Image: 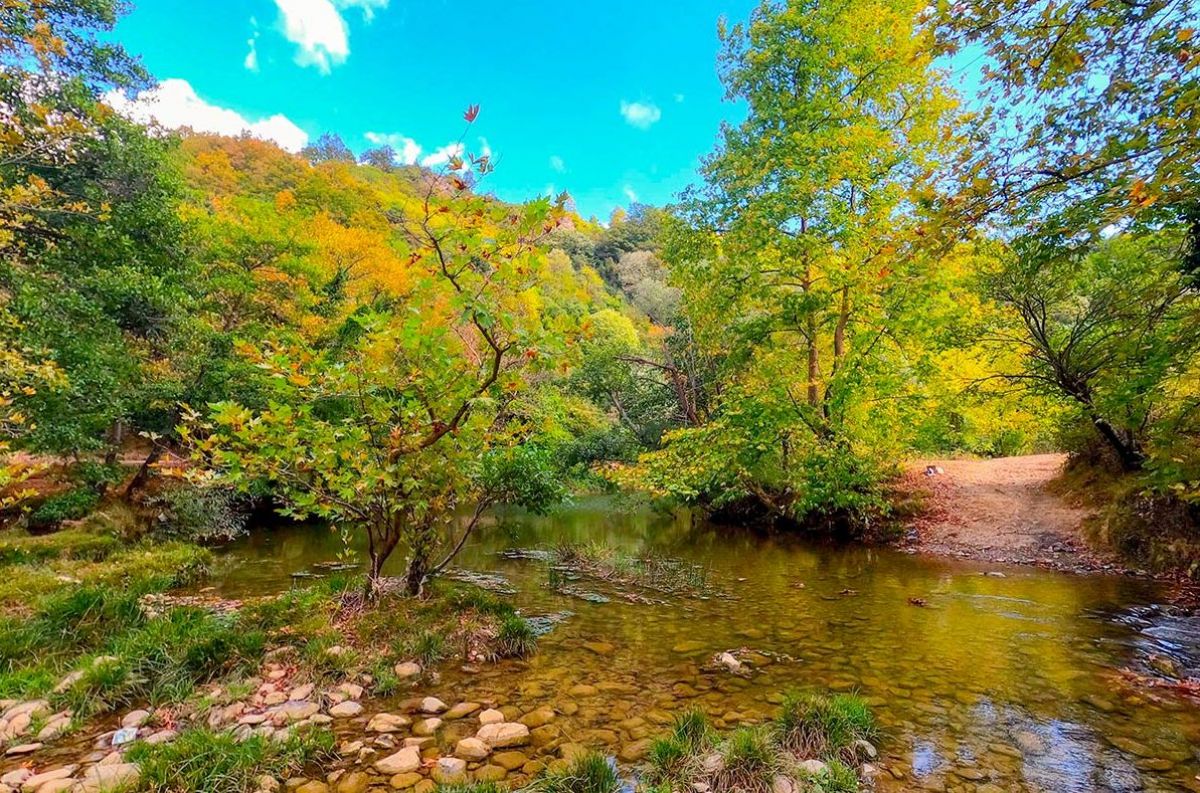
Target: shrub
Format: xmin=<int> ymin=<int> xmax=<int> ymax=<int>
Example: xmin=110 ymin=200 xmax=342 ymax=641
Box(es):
xmin=647 ymin=736 xmax=688 ymax=782
xmin=149 ymin=483 xmax=247 ymax=543
xmin=28 ymin=488 xmax=100 ymax=529
xmin=494 ymin=614 xmax=537 ymax=659
xmin=128 ymin=725 xmax=334 ymax=792
xmin=529 ymin=752 xmax=620 ymax=793
xmin=715 ymin=727 xmax=776 ymax=793
xmin=774 ymin=691 xmax=877 ymax=763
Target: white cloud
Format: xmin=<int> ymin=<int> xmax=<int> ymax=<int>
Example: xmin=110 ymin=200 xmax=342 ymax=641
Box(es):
xmin=623 ymin=185 xmax=639 ymax=203
xmin=549 ymin=155 xmax=565 ymax=173
xmin=420 ymin=142 xmax=465 ymax=169
xmin=477 ymin=137 xmax=492 ymax=159
xmin=104 ymin=78 xmax=309 ymax=152
xmin=364 ymin=131 xmax=422 ymax=165
xmin=620 ymin=100 xmax=661 ymax=130
xmin=272 ymin=0 xmax=388 ymax=73
xmin=244 ymin=36 xmax=260 ymax=71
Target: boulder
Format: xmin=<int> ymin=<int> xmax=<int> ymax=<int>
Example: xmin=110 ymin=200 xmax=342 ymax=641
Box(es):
xmin=478 ymin=708 xmax=504 ymax=726
xmin=389 ymin=772 xmax=422 ymax=789
xmin=519 ymin=707 xmax=556 ymax=729
xmin=19 ymin=765 xmax=77 ymax=792
xmin=797 ymin=759 xmax=827 ymax=776
xmin=335 ymin=771 xmax=370 ymax=793
xmin=374 ymin=747 xmax=422 ymax=776
xmin=412 ymin=717 xmax=442 ymax=736
xmin=477 ymin=722 xmax=530 ymax=748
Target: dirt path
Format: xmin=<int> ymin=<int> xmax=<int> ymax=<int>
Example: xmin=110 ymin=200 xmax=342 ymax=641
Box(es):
xmin=898 ymin=453 xmax=1123 ymax=572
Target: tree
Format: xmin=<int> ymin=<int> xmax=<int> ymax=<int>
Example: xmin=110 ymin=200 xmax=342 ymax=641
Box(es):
xmin=621 ymin=0 xmax=958 ymax=528
xmin=934 ymin=0 xmax=1200 ymax=239
xmin=987 ymin=231 xmax=1199 ymax=471
xmin=301 ymin=133 xmax=356 ymax=165
xmin=2 ymin=0 xmax=194 ymax=477
xmin=190 ymin=113 xmax=573 ymax=596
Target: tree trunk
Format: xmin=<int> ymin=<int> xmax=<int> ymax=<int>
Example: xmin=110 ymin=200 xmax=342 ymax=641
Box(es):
xmin=123 ymin=443 xmax=163 ymax=498
xmin=403 ymin=553 xmax=428 ymax=597
xmin=1091 ymin=416 xmax=1146 ymax=472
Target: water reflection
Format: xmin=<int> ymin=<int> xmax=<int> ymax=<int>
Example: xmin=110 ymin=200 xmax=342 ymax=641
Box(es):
xmin=210 ymin=498 xmax=1200 ymax=792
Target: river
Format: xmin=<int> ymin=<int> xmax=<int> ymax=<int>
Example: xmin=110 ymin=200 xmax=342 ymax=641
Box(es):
xmin=208 ymin=498 xmax=1200 ymax=793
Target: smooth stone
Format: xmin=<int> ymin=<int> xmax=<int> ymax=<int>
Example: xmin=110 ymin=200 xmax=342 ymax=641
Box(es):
xmin=492 ymin=751 xmax=529 ymax=771
xmin=289 ymin=684 xmax=314 ymax=701
xmin=412 ymin=718 xmax=442 ymax=736
xmin=393 ymin=663 xmax=421 ymax=678
xmin=295 ymin=782 xmax=329 ymax=793
xmin=473 ymin=765 xmax=507 ymax=783
xmin=19 ymin=766 xmax=77 ymax=791
xmin=329 ymin=701 xmax=363 ymax=719
xmin=79 ymin=763 xmax=139 ymax=793
xmin=274 ymin=701 xmax=320 ymax=723
xmin=478 ymin=709 xmax=504 ymax=725
xmin=389 ymin=773 xmax=422 ymax=789
xmin=419 ymin=697 xmax=447 ymax=714
xmin=444 ymin=702 xmax=481 ymax=720
xmin=519 ymin=707 xmax=556 ymax=729
xmin=335 ymin=771 xmax=369 ymax=793
xmin=432 ymin=758 xmax=467 ymax=784
xmin=5 ymin=743 xmax=42 ymax=757
xmin=477 ymin=722 xmax=530 ymax=748
xmin=797 ymin=759 xmax=826 ymax=776
xmin=367 ymin=713 xmax=410 ymax=733
xmin=120 ymin=710 xmax=150 ymax=728
xmin=619 ymin=739 xmax=652 ymax=762
xmin=456 ymin=737 xmax=491 ymax=761
xmin=582 ymin=641 xmax=614 ymax=655
xmin=374 ymin=747 xmax=422 ymax=775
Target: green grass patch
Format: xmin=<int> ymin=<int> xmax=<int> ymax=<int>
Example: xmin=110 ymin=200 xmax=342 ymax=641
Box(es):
xmin=127 ymin=725 xmax=335 ymax=792
xmin=527 ymin=752 xmax=620 ymax=793
xmin=773 ymin=691 xmax=877 ymax=763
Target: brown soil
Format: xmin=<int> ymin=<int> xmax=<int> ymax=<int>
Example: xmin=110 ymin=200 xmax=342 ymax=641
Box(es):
xmin=897 ymin=453 xmax=1128 ymax=573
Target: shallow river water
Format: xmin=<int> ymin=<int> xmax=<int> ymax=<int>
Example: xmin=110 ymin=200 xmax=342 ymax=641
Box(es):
xmin=209 ymin=499 xmax=1200 ymax=793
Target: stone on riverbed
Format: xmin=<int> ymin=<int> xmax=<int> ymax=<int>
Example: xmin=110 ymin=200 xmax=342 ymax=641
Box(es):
xmin=477 ymin=722 xmax=530 ymax=748
xmin=432 ymin=757 xmax=467 ymax=784
xmin=492 ymin=751 xmax=529 ymax=771
xmin=443 ymin=702 xmax=481 ymax=720
xmin=367 ymin=713 xmax=410 ymax=732
xmin=412 ymin=717 xmax=442 ymax=736
xmin=419 ymin=697 xmax=447 ymax=714
xmin=455 ymin=737 xmax=491 ymax=760
xmin=329 ymin=701 xmax=363 ymax=718
xmin=374 ymin=747 xmax=422 ymax=775
xmin=394 ymin=662 xmax=421 ymax=678
xmin=78 ymin=763 xmax=140 ymax=793
xmin=478 ymin=708 xmax=504 ymax=725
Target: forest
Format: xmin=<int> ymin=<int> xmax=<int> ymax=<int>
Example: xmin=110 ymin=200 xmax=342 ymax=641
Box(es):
xmin=1 ymin=1 xmax=1199 ymax=792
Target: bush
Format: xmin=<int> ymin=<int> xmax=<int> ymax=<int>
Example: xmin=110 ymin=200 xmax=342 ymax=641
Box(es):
xmin=528 ymin=752 xmax=620 ymax=793
xmin=774 ymin=691 xmax=877 ymax=763
xmin=28 ymin=488 xmax=100 ymax=529
xmin=149 ymin=483 xmax=247 ymax=543
xmin=715 ymin=727 xmax=776 ymax=793
xmin=494 ymin=614 xmax=537 ymax=659
xmin=128 ymin=725 xmax=334 ymax=792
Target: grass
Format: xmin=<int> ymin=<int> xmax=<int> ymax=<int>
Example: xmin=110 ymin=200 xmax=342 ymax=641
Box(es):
xmin=527 ymin=752 xmax=620 ymax=793
xmin=715 ymin=727 xmax=777 ymax=793
xmin=773 ymin=691 xmax=877 ymax=763
xmin=806 ymin=759 xmax=860 ymax=793
xmin=549 ymin=542 xmax=711 ymax=595
xmin=643 ymin=694 xmax=874 ymax=793
xmin=127 ymin=725 xmax=335 ymax=792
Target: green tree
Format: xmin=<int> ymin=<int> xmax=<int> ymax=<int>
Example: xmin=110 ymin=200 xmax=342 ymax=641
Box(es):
xmin=190 ymin=119 xmax=573 ymax=595
xmin=622 ymin=0 xmax=958 ymax=529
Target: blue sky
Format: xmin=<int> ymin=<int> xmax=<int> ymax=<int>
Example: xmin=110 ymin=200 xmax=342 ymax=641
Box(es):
xmin=110 ymin=0 xmax=760 ymax=220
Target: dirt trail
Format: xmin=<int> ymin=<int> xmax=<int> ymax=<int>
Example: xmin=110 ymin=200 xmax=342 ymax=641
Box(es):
xmin=899 ymin=453 xmax=1119 ymax=571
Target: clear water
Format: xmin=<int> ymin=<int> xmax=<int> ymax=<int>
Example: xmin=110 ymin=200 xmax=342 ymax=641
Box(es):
xmin=210 ymin=498 xmax=1200 ymax=792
